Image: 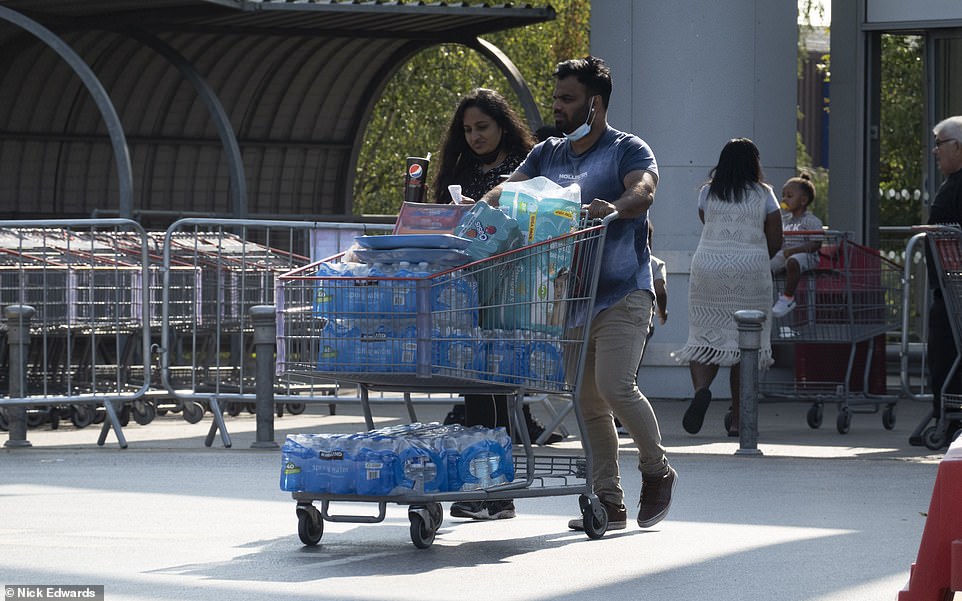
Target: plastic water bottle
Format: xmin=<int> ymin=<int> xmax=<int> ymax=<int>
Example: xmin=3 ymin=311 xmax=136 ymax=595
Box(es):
xmin=433 ymin=272 xmax=479 ymax=329
xmin=317 ymin=319 xmax=358 ymax=372
xmin=311 ymin=434 xmax=356 ymax=494
xmin=393 ymin=425 xmax=445 ymax=493
xmin=354 ymin=434 xmax=398 ymax=496
xmin=527 ymin=337 xmax=564 ymax=384
xmin=279 ymin=434 xmax=314 ymax=492
xmin=457 ymin=426 xmax=513 ymax=491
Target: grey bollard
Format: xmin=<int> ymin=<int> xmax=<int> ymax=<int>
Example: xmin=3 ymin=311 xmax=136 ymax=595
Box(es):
xmin=4 ymin=305 xmax=35 ymax=448
xmin=250 ymin=305 xmax=279 ymax=449
xmin=734 ymin=309 xmax=765 ymax=456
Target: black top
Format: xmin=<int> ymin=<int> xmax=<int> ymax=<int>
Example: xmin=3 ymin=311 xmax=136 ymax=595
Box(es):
xmin=438 ymin=151 xmax=526 ymax=203
xmin=926 ymin=168 xmax=962 ymax=289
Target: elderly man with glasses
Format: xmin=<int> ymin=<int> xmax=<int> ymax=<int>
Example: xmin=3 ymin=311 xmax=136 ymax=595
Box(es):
xmin=916 ymin=115 xmax=962 ymax=447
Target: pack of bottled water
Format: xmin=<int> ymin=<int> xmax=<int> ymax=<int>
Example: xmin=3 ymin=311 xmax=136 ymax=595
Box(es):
xmin=279 ymin=422 xmax=514 ymax=496
xmin=313 ymin=260 xmax=480 ymax=373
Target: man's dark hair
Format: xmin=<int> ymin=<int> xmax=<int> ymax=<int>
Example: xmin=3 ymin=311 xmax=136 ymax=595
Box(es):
xmin=553 ymin=55 xmax=613 ymax=110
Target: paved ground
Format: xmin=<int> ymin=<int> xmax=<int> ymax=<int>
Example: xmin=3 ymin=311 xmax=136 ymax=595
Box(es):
xmin=0 ymin=394 xmax=949 ymax=601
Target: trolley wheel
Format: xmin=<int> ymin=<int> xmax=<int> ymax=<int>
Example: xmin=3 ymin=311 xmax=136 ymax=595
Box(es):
xmin=429 ymin=502 xmax=444 ymax=530
xmin=296 ymin=504 xmax=323 ymax=546
xmin=118 ymin=404 xmax=131 ymax=427
xmin=806 ymin=404 xmax=823 ymax=429
xmin=226 ymin=402 xmax=242 ymax=417
xmin=26 ymin=408 xmax=45 ymax=428
xmin=49 ymin=408 xmax=60 ymax=430
xmin=578 ymin=495 xmax=608 ymax=540
xmin=132 ymin=400 xmax=156 ymax=426
xmin=409 ymin=512 xmax=436 ymax=549
xmin=836 ymin=409 xmax=852 ymax=434
xmin=881 ymin=405 xmax=896 ymax=430
xmin=70 ymin=405 xmax=93 ymax=429
xmin=723 ymin=410 xmax=733 ymax=433
xmin=182 ymin=401 xmax=204 ymax=424
xmin=922 ymin=425 xmax=946 ymax=451
xmin=286 ymin=403 xmax=306 ymax=415
xmin=0 ymin=409 xmax=8 ymax=431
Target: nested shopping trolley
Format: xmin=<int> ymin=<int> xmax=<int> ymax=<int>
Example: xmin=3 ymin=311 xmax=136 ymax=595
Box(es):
xmin=914 ymin=224 xmax=962 ymax=449
xmin=763 ymin=230 xmax=902 ymax=433
xmin=276 ymin=214 xmax=616 ymax=548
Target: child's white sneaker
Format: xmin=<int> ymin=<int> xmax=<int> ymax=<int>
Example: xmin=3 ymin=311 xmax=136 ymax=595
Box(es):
xmin=772 ymin=294 xmax=796 ymax=318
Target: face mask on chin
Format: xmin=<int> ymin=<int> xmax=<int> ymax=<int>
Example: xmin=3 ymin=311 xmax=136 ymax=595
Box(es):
xmin=564 ymin=96 xmax=597 ymax=142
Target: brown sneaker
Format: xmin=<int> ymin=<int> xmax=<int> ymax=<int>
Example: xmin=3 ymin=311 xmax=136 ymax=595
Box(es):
xmin=637 ymin=466 xmax=677 ymax=528
xmin=567 ymin=500 xmax=627 ymax=531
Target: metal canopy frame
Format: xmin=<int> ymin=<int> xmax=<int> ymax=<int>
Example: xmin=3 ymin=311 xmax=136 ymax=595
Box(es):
xmin=0 ymin=1 xmax=554 ymax=222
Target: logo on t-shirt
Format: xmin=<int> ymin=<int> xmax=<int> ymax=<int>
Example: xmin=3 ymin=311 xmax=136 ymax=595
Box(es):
xmin=559 ymin=171 xmax=588 ymax=181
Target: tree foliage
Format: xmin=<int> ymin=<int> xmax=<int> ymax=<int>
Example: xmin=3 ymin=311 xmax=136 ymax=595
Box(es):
xmin=878 ymin=34 xmax=925 ymax=226
xmin=352 ymin=0 xmax=590 ymax=216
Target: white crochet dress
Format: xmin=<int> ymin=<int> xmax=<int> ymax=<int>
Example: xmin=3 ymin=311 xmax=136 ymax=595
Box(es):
xmin=673 ymin=183 xmax=775 ymax=368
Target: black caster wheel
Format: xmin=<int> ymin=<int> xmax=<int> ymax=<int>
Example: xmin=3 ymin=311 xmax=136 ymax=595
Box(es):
xmin=182 ymin=401 xmax=204 ymax=424
xmin=724 ymin=410 xmax=733 ymax=433
xmin=49 ymin=408 xmax=60 ymax=430
xmin=132 ymin=400 xmax=156 ymax=426
xmin=922 ymin=425 xmax=946 ymax=451
xmin=26 ymin=408 xmax=46 ymax=428
xmin=286 ymin=403 xmax=306 ymax=415
xmin=226 ymin=402 xmax=242 ymax=417
xmin=806 ymin=404 xmax=823 ymax=429
xmin=296 ymin=504 xmax=323 ymax=546
xmin=882 ymin=405 xmax=896 ymax=430
xmin=836 ymin=409 xmax=852 ymax=434
xmin=119 ymin=405 xmax=131 ymax=427
xmin=409 ymin=512 xmax=436 ymax=549
xmin=0 ymin=409 xmax=8 ymax=431
xmin=71 ymin=405 xmax=93 ymax=429
xmin=578 ymin=495 xmax=608 ymax=540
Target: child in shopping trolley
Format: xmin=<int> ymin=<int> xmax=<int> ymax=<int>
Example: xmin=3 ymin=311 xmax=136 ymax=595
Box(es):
xmin=771 ymin=172 xmax=824 ymax=318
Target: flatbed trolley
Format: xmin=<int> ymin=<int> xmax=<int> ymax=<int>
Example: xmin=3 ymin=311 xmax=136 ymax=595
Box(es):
xmin=276 ymin=214 xmax=615 ymax=547
xmin=913 ymin=225 xmax=962 ymax=449
xmin=763 ymin=230 xmax=902 ymax=433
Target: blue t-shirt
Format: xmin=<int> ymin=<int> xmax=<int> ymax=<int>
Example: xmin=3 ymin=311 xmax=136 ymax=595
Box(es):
xmin=517 ymin=125 xmax=658 ymax=316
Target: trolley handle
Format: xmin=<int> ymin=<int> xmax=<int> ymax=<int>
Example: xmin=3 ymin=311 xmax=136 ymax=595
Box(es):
xmin=579 ymin=206 xmax=619 ymax=227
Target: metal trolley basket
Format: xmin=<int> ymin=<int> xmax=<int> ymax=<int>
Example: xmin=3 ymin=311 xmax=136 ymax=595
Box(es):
xmin=762 ymin=230 xmax=902 ymax=433
xmin=276 ymin=214 xmax=615 ymax=548
xmin=914 ymin=225 xmax=962 ymax=449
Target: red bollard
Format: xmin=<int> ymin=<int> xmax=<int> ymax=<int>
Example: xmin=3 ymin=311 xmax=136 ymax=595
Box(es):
xmin=899 ymin=436 xmax=962 ymax=601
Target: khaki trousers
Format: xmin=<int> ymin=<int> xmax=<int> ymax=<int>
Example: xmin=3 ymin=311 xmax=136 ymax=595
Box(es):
xmin=574 ymin=289 xmax=668 ymax=506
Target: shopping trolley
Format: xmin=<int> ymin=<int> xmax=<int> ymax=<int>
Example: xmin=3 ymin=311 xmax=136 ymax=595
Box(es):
xmin=913 ymin=225 xmax=962 ymax=449
xmin=276 ymin=214 xmax=615 ymax=547
xmin=763 ymin=230 xmax=902 ymax=433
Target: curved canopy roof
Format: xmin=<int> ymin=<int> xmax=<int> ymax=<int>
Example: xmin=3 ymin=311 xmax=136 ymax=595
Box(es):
xmin=0 ymin=0 xmax=554 ymax=224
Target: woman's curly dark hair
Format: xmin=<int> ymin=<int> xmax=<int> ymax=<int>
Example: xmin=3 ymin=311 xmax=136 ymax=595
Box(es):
xmin=432 ymin=88 xmax=535 ymax=203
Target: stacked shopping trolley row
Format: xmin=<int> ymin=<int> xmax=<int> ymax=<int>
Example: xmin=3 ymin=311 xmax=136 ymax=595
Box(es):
xmin=0 ymin=220 xmax=319 ymax=441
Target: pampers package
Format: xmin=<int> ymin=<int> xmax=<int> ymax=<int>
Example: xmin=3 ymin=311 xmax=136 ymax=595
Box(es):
xmin=498 ymin=176 xmax=581 ymax=247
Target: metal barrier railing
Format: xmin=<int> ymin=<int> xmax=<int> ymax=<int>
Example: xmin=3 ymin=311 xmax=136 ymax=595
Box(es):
xmin=0 ymin=219 xmax=152 ymax=448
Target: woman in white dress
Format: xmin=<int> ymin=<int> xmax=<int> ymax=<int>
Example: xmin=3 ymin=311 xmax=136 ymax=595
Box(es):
xmin=672 ymin=138 xmax=783 ymax=436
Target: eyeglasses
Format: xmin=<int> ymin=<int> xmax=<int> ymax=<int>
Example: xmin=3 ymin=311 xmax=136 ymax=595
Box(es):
xmin=933 ymin=138 xmax=958 ymax=150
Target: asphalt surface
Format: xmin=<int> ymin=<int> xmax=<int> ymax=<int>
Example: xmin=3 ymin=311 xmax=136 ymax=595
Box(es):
xmin=0 ymin=394 xmax=948 ymax=601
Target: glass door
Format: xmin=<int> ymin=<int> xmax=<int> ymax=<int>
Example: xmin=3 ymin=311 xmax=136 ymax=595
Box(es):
xmin=925 ymin=33 xmax=962 ymax=218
